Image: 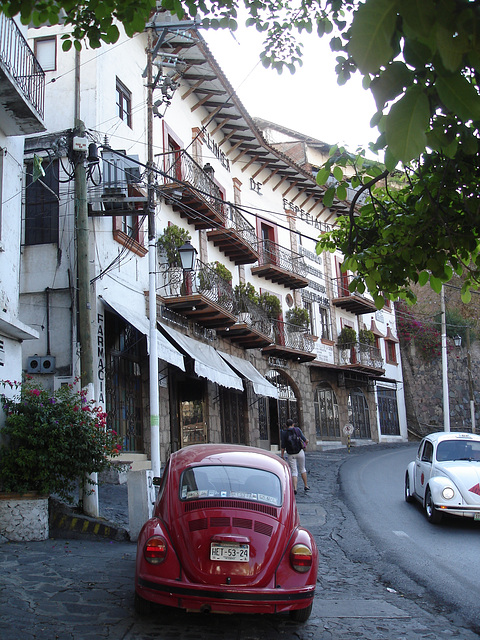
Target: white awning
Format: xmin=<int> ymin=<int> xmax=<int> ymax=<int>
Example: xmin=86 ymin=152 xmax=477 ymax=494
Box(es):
xmin=219 ymin=351 xmax=278 ymax=398
xmin=100 ymin=295 xmax=185 ymax=371
xmin=160 ymin=324 xmax=243 ymax=391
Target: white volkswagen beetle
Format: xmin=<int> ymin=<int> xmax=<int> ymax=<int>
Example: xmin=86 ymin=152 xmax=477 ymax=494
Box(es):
xmin=405 ymin=432 xmax=480 ymax=524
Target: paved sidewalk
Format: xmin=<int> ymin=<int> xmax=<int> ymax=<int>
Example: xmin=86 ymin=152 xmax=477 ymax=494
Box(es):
xmin=1 ymin=444 xmax=479 ymax=639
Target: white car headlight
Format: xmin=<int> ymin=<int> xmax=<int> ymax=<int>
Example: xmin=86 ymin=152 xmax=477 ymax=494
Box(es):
xmin=442 ymin=487 xmax=455 ymax=500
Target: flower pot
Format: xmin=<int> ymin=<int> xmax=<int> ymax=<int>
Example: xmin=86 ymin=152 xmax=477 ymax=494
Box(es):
xmin=0 ymin=492 xmax=49 ymax=542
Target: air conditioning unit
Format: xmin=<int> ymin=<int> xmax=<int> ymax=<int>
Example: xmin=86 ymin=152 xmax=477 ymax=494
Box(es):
xmin=41 ymin=356 xmax=56 ymax=374
xmin=27 ymin=356 xmax=41 ymax=373
xmin=26 ymin=355 xmax=56 ymax=374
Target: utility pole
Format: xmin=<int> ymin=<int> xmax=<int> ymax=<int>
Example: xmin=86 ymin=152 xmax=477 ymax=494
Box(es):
xmin=74 ymin=49 xmax=98 ymax=516
xmin=441 ymin=286 xmax=451 ymax=432
xmin=147 ymin=26 xmax=161 ymax=478
xmin=466 ymin=327 xmax=476 ymax=433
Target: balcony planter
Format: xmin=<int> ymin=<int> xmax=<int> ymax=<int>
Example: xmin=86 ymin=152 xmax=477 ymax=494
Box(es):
xmin=0 ymin=492 xmax=49 ymax=542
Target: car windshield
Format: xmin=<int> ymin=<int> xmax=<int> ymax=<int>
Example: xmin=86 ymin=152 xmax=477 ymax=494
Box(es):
xmin=180 ymin=465 xmax=282 ymax=507
xmin=436 ymin=439 xmax=480 ymax=462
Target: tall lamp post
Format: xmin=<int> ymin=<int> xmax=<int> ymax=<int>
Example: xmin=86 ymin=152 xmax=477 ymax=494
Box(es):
xmin=441 ymin=286 xmax=450 ymax=432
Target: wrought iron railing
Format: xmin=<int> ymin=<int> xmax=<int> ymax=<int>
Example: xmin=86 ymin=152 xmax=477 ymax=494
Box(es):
xmin=332 ymin=274 xmax=371 ymax=300
xmin=257 ymin=239 xmax=307 ymax=278
xmin=161 ymin=150 xmax=226 ymax=217
xmin=270 ymin=319 xmax=315 ymax=353
xmin=337 ymin=342 xmax=384 ymax=369
xmin=223 ymin=204 xmax=258 ymax=251
xmin=0 ymin=14 xmax=45 ymax=118
xmin=233 ymin=292 xmax=273 ymax=339
xmin=158 ymin=260 xmax=235 ymax=314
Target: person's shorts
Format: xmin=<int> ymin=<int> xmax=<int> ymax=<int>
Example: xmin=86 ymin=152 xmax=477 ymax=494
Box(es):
xmin=287 ymin=449 xmax=306 ymax=477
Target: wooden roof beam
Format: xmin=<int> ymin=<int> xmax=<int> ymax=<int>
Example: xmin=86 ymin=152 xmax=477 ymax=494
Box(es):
xmin=191 ymin=92 xmax=216 ymax=112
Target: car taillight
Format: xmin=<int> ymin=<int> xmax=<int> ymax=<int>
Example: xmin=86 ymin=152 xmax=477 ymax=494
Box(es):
xmin=290 ymin=543 xmax=313 ymax=573
xmin=144 ymin=536 xmax=167 ymax=564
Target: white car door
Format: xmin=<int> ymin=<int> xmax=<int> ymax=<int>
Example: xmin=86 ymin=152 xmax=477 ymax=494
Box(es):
xmin=415 ymin=439 xmax=434 ymax=501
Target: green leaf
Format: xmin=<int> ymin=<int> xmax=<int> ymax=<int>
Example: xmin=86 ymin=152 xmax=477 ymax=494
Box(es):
xmin=461 ymin=288 xmax=472 ymax=303
xmin=348 ymin=0 xmax=398 ymax=73
xmin=316 ymin=167 xmax=330 ymax=186
xmin=429 ymin=275 xmax=443 ymax=293
xmin=374 ymin=294 xmax=385 ymax=310
xmin=436 ymin=74 xmax=480 ymax=122
xmin=418 ymin=271 xmax=429 ymax=286
xmin=333 ymin=165 xmax=343 ymax=181
xmin=336 ymin=184 xmax=347 ymax=200
xmin=323 ymin=186 xmax=336 ymax=208
xmin=400 ymin=0 xmax=437 ymax=40
xmin=370 ymin=62 xmax=412 ymax=110
xmin=436 ymin=25 xmax=468 ymax=73
xmin=385 ymin=86 xmax=430 ymax=162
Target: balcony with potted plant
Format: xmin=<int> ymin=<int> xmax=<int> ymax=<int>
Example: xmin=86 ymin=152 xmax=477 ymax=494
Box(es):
xmin=258 ymin=296 xmax=315 ymax=362
xmin=207 ymin=204 xmax=259 ymax=265
xmin=217 ymin=283 xmax=273 ymax=349
xmin=336 ymin=326 xmax=384 ymax=374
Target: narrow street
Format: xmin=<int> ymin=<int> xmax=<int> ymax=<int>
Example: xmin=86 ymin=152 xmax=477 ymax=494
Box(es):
xmin=1 ymin=445 xmax=478 ymax=639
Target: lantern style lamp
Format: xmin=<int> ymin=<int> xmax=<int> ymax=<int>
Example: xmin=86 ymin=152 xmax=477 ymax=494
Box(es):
xmin=178 ymin=241 xmax=197 ymax=272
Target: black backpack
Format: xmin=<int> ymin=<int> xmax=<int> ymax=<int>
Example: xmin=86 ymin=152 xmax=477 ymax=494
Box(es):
xmin=285 ymin=428 xmax=303 ymax=455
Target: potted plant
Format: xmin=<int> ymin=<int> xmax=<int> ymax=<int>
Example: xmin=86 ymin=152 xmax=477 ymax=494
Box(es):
xmin=358 ymin=328 xmax=375 ymax=352
xmin=157 ymin=225 xmax=191 ymax=266
xmin=0 ymin=378 xmax=122 ymax=541
xmin=211 ymin=261 xmax=232 ymax=284
xmin=285 ymin=306 xmax=310 ymax=332
xmin=234 ymin=283 xmax=259 ymax=320
xmin=337 ymin=326 xmax=357 ymax=348
xmin=157 ymin=225 xmax=192 ymax=295
xmin=258 ymin=292 xmax=282 ymax=319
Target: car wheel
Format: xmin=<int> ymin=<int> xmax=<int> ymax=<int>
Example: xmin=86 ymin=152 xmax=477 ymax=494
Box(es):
xmin=405 ymin=473 xmax=414 ymax=503
xmin=289 ymin=603 xmax=313 ymax=622
xmin=425 ymin=487 xmax=442 ymax=524
xmin=134 ymin=591 xmax=153 ymax=615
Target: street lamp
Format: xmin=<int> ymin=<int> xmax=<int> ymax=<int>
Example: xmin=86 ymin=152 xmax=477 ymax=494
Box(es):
xmin=453 ymin=334 xmax=462 ymax=347
xmin=178 ymin=241 xmax=197 ymax=272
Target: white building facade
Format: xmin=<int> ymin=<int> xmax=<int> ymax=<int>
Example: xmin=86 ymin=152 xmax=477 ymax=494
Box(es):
xmin=0 ymin=15 xmax=43 ymax=403
xmin=21 ymin=14 xmax=407 ymax=468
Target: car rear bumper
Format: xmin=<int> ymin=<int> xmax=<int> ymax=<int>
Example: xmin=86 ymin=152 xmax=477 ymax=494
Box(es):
xmin=136 ymin=576 xmax=315 ymax=614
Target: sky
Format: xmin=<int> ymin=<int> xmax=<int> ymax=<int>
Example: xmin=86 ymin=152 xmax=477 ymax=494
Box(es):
xmin=204 ymin=22 xmax=379 ymax=153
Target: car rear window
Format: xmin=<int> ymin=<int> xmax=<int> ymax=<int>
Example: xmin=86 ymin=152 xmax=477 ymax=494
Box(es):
xmin=436 ymin=439 xmax=480 ymax=462
xmin=180 ymin=465 xmax=282 ymax=506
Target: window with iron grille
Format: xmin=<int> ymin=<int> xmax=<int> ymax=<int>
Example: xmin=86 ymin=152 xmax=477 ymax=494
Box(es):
xmin=377 ymin=387 xmax=400 ymax=436
xmin=25 ymin=159 xmax=59 ymax=245
xmin=116 ymin=78 xmax=132 ymax=128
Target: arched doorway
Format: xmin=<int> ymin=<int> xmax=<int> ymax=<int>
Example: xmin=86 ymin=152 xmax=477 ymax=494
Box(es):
xmin=258 ymin=370 xmax=299 ymax=447
xmin=314 ymin=382 xmax=340 ymax=440
xmin=348 ymin=387 xmax=371 ymax=439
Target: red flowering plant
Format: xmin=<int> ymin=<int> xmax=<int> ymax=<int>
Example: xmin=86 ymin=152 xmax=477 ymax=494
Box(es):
xmin=0 ymin=378 xmax=122 ymax=502
xmin=396 ymin=302 xmax=442 ymax=361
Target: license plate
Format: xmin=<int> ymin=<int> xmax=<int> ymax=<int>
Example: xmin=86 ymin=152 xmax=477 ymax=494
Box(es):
xmin=210 ymin=542 xmax=249 ymax=562
xmin=474 ymin=513 xmax=480 ymax=521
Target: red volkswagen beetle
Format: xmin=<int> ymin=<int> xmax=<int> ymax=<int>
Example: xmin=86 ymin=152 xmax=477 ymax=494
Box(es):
xmin=135 ymin=444 xmax=318 ymax=621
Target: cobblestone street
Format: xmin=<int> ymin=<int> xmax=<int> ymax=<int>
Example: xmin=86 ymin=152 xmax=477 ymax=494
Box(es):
xmin=1 ymin=446 xmax=478 ymax=639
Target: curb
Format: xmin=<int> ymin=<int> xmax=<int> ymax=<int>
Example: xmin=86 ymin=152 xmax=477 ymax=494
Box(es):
xmin=49 ymin=499 xmax=130 ymax=542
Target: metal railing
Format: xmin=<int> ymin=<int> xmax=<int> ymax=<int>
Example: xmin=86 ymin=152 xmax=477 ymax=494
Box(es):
xmin=158 ymin=260 xmax=235 ymax=314
xmin=233 ymin=292 xmax=273 ymax=339
xmin=0 ymin=14 xmax=45 ymax=118
xmin=337 ymin=342 xmax=384 ymax=369
xmin=223 ymin=204 xmax=258 ymax=251
xmin=257 ymin=239 xmax=308 ymax=278
xmin=161 ymin=150 xmax=226 ymax=218
xmin=332 ymin=274 xmax=372 ymax=300
xmin=270 ymin=319 xmax=315 ymax=353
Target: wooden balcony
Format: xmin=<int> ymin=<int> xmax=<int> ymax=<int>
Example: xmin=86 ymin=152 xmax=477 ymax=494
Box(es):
xmin=251 ymin=240 xmax=309 ymax=289
xmin=156 ymin=262 xmax=236 ymax=329
xmin=331 ymin=275 xmax=377 ymax=315
xmin=207 ymin=205 xmax=259 ymax=265
xmin=159 ymin=151 xmax=225 ymax=230
xmin=261 ymin=319 xmax=316 ymax=363
xmin=217 ymin=295 xmax=273 ymax=349
xmin=336 ymin=342 xmax=385 ymax=375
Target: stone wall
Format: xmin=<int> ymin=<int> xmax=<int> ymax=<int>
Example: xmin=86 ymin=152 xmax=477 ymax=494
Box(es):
xmin=399 ymin=338 xmax=480 ymax=438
